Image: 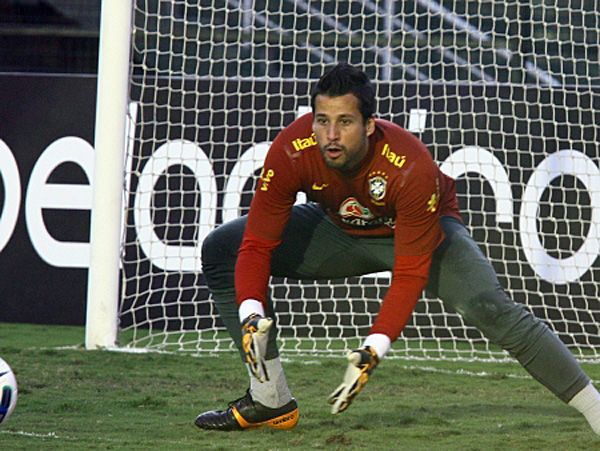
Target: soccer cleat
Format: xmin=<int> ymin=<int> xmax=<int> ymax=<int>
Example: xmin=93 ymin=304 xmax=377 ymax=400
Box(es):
xmin=241 ymin=314 xmax=273 ymax=383
xmin=194 ymin=390 xmax=299 ymax=431
xmin=328 ymin=346 xmax=379 ymax=414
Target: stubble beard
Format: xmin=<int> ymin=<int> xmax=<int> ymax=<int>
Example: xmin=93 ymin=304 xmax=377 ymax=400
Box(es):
xmin=321 ymin=145 xmax=346 ymax=170
xmin=321 ymin=139 xmax=368 ymax=173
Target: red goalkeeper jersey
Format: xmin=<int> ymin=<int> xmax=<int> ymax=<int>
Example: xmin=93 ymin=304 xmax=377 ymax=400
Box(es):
xmin=235 ymin=113 xmax=461 ymax=341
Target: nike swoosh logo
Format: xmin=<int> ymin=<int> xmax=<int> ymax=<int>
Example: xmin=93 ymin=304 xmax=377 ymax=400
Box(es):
xmin=311 ymin=183 xmax=329 ymax=190
xmin=0 ymin=371 xmax=8 ymax=378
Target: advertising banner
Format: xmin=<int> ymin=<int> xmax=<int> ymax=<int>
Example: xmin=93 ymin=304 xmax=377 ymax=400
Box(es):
xmin=0 ymin=74 xmax=96 ymax=324
xmin=0 ymin=74 xmax=598 ymax=330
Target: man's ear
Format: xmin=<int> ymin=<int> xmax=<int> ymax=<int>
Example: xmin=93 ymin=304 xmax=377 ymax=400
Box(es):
xmin=366 ymin=117 xmax=376 ymax=136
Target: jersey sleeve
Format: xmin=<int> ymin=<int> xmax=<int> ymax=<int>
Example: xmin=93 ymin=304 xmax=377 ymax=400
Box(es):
xmin=392 ymin=140 xmax=445 ymax=256
xmin=369 ymin=253 xmax=431 ymax=341
xmin=234 ymin=130 xmax=303 ymax=305
xmin=370 ymin=135 xmax=444 ymax=340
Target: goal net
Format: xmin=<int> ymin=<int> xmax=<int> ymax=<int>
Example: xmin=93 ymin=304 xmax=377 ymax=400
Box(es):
xmin=114 ymin=0 xmax=600 ymax=360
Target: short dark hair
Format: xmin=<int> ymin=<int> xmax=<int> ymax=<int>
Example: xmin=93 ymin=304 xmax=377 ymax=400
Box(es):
xmin=310 ymin=63 xmax=376 ymax=121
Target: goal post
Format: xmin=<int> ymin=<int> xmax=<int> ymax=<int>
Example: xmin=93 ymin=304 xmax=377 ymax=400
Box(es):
xmin=85 ymin=0 xmax=134 ymax=349
xmin=88 ymin=1 xmax=600 ymax=360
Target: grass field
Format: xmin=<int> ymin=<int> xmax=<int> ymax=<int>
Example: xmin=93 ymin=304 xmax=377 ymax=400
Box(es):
xmin=0 ymin=322 xmax=599 ymax=450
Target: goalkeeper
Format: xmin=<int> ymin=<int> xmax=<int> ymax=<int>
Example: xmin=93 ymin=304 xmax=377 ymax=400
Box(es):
xmin=195 ymin=63 xmax=600 ymax=434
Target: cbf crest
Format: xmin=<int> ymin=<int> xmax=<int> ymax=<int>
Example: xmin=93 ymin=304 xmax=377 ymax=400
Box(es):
xmin=368 ymin=171 xmax=388 ymax=206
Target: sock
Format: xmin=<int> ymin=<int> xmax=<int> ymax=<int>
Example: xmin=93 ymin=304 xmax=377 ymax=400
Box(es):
xmin=568 ymin=383 xmax=600 ymax=435
xmin=248 ymin=357 xmax=293 ymax=409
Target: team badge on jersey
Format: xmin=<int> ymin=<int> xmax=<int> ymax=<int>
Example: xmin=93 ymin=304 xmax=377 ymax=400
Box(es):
xmin=368 ymin=171 xmax=388 ymax=206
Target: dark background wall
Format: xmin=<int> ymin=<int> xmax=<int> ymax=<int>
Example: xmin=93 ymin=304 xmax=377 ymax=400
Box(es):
xmin=0 ymin=0 xmax=99 ymax=74
xmin=0 ymin=1 xmax=99 ymax=324
xmin=0 ymin=73 xmax=96 ymax=324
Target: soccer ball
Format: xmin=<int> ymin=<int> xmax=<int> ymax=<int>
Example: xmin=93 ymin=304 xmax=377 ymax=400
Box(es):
xmin=0 ymin=357 xmax=18 ymax=425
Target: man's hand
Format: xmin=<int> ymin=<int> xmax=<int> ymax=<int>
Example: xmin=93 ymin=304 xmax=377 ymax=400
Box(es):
xmin=241 ymin=313 xmax=273 ymax=383
xmin=328 ymin=346 xmax=379 ymax=414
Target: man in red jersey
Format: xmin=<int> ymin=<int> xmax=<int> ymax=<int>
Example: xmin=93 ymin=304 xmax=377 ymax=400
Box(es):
xmin=195 ymin=63 xmax=600 ymax=433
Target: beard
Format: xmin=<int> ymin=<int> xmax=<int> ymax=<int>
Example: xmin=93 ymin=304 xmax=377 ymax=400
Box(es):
xmin=321 ymin=144 xmax=346 ymax=169
xmin=320 ymin=141 xmax=367 ymax=173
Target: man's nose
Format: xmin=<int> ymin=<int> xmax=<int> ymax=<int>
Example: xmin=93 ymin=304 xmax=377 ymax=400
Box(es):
xmin=326 ymin=124 xmax=340 ymax=141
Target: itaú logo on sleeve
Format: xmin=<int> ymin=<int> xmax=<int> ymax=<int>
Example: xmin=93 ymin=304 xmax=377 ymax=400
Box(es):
xmin=291 ymin=133 xmax=317 ymax=151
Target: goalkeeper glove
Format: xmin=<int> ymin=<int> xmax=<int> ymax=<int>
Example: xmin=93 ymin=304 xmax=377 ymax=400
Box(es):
xmin=241 ymin=313 xmax=273 ymax=383
xmin=328 ymin=346 xmax=380 ymax=414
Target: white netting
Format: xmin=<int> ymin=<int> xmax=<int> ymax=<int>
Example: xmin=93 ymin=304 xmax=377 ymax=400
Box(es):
xmin=118 ymin=0 xmax=600 ymax=360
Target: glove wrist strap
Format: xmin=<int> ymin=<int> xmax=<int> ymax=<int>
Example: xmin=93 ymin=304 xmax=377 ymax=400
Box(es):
xmin=239 ymin=298 xmax=265 ymax=322
xmin=362 ymin=333 xmax=391 ymax=359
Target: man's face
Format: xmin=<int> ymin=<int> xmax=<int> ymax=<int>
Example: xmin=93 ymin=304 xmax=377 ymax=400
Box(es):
xmin=312 ymin=93 xmax=375 ymax=173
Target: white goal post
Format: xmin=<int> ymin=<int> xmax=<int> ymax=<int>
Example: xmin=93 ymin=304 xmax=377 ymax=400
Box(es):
xmin=87 ymin=0 xmax=600 ymax=361
xmin=86 ymin=0 xmax=134 ymax=349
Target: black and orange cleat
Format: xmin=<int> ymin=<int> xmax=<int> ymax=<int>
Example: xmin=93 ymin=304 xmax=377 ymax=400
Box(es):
xmin=195 ymin=390 xmax=298 ymax=431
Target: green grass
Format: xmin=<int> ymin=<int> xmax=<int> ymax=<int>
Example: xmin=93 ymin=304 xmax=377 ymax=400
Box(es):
xmin=0 ymin=323 xmax=599 ymax=450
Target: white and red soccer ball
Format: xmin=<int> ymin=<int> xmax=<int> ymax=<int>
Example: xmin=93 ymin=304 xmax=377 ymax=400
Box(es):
xmin=0 ymin=357 xmax=18 ymax=425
